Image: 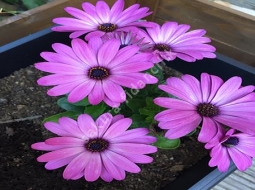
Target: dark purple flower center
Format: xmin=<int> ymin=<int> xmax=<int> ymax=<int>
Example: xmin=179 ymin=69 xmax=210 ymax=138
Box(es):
xmin=153 ymin=43 xmax=170 ymax=52
xmin=120 ymin=44 xmax=128 ymax=49
xmin=196 ymin=103 xmax=219 ymax=117
xmin=223 ymin=137 xmax=239 ymax=147
xmin=88 ymin=66 xmax=110 ymax=80
xmin=98 ymin=23 xmax=117 ymax=32
xmin=85 ymin=138 xmax=109 ymax=152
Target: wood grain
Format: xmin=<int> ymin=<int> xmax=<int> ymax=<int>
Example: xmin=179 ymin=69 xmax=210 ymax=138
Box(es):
xmin=153 ymin=0 xmax=255 ymax=67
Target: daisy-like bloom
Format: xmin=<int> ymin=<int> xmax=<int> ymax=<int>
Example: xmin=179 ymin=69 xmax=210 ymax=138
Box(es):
xmin=154 ymin=73 xmax=255 ymax=143
xmin=52 ymin=0 xmax=155 ymax=40
xmin=103 ymin=31 xmax=151 ymax=52
xmin=205 ymin=127 xmax=255 ymax=172
xmin=138 ymin=21 xmax=216 ymax=63
xmin=35 ymin=37 xmax=158 ymax=107
xmin=31 ymin=113 xmax=157 ymax=182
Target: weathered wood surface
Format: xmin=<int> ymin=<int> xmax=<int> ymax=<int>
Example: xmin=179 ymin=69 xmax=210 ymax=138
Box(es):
xmin=152 ymin=0 xmax=255 ymax=67
xmin=212 ymin=0 xmax=255 ymax=9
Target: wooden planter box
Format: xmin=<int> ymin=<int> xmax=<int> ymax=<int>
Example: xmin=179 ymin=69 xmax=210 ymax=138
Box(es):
xmin=2 ymin=24 xmax=255 ymax=190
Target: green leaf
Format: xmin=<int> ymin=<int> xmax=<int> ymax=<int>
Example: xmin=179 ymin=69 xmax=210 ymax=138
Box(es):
xmin=42 ymin=111 xmax=79 ymax=123
xmin=147 ymin=64 xmax=164 ymax=81
xmin=129 ymin=114 xmax=149 ymax=129
xmin=153 ymin=136 xmax=180 ymax=149
xmin=72 ymin=98 xmax=90 ymax=107
xmin=145 ymin=97 xmax=154 ymax=107
xmin=57 ymin=97 xmax=84 ymax=113
xmin=186 ymin=128 xmax=197 ymax=136
xmin=22 ymin=0 xmax=48 ymax=9
xmin=126 ymin=99 xmax=146 ymax=112
xmin=84 ymin=103 xmax=106 ymax=119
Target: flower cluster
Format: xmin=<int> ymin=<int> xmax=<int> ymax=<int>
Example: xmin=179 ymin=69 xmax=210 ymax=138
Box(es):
xmin=154 ymin=73 xmax=255 ymax=171
xmin=32 ymin=0 xmax=255 ymax=182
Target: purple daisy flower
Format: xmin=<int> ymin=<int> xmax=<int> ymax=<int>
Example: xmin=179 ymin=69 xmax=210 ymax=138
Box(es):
xmin=31 ymin=113 xmax=157 ymax=182
xmin=103 ymin=31 xmax=151 ymax=52
xmin=52 ymin=0 xmax=155 ymax=40
xmin=35 ymin=37 xmax=158 ymax=107
xmin=138 ymin=21 xmax=216 ymax=63
xmin=154 ymin=73 xmax=255 ymax=143
xmin=205 ymin=128 xmax=255 ymax=172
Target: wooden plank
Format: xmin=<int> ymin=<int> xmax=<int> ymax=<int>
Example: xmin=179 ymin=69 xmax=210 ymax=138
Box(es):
xmin=152 ymin=0 xmax=255 ymax=67
xmin=0 ymin=0 xmax=135 ymax=46
xmin=212 ymin=159 xmax=255 ymax=190
xmin=220 ymin=0 xmax=255 ymax=9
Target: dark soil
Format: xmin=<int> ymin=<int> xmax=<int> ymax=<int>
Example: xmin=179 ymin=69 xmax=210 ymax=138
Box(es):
xmin=0 ymin=65 xmax=208 ymax=190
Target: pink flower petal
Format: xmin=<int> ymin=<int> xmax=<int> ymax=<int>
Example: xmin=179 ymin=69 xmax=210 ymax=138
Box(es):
xmin=164 ymin=117 xmax=200 ymax=139
xmin=31 ymin=142 xmax=64 ymax=151
xmin=96 ymin=113 xmax=113 ymax=137
xmin=214 ymin=115 xmax=255 ymax=135
xmin=95 ymin=0 xmax=110 ymax=22
xmin=164 ymin=77 xmax=200 ymax=104
xmin=198 ymin=117 xmax=220 ymax=143
xmin=44 ymin=122 xmax=70 ymax=136
xmin=63 ymin=151 xmax=91 ymax=179
xmin=40 ymin=52 xmax=83 ymax=67
xmin=110 ymin=0 xmax=124 ymax=22
xmin=52 ymin=18 xmax=94 ymax=30
xmin=103 ymin=96 xmax=121 ymax=108
xmin=45 ymin=155 xmax=76 ymax=170
xmin=111 ymin=60 xmax=153 ymax=73
xmin=103 ymin=118 xmax=132 ymax=139
xmin=71 ymin=38 xmax=98 ymax=67
xmin=52 ymin=43 xmax=80 ymax=61
xmin=217 ymin=85 xmax=255 ymax=106
xmin=97 ymin=39 xmax=120 ymax=67
xmin=158 ymin=112 xmax=201 ymax=130
xmin=45 ymin=137 xmax=85 ymax=147
xmin=82 ymin=2 xmax=96 ymax=16
xmin=111 ymin=143 xmax=157 ymax=155
xmin=205 ymin=74 xmax=225 ymax=102
xmin=211 ymin=76 xmax=242 ymax=105
xmin=88 ymin=36 xmax=103 ymax=53
xmin=107 ymin=45 xmax=139 ymax=68
xmin=47 ymin=81 xmax=82 ymax=96
xmin=37 ymin=147 xmax=84 ymax=162
xmin=58 ymin=117 xmax=83 ymax=138
xmin=88 ymin=81 xmax=105 ymax=105
xmin=68 ymin=80 xmax=96 ymax=103
xmin=181 ymin=74 xmax=202 ymax=102
xmin=100 ymin=164 xmax=114 ymax=182
xmin=35 ymin=62 xmax=84 ymax=74
xmin=154 ymin=97 xmax=195 ymax=110
xmin=77 ymin=114 xmax=98 ymax=138
xmin=103 ymin=80 xmax=126 ymax=103
xmin=101 ymin=152 xmax=126 ymax=180
xmin=104 ymin=150 xmax=140 ymax=173
xmin=228 ymin=148 xmax=252 ymax=171
xmin=65 ymin=7 xmax=96 ymax=22
xmin=154 ymin=109 xmax=196 ymax=122
xmin=37 ymin=74 xmax=86 ymax=86
xmin=84 ymin=152 xmax=102 ymax=181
